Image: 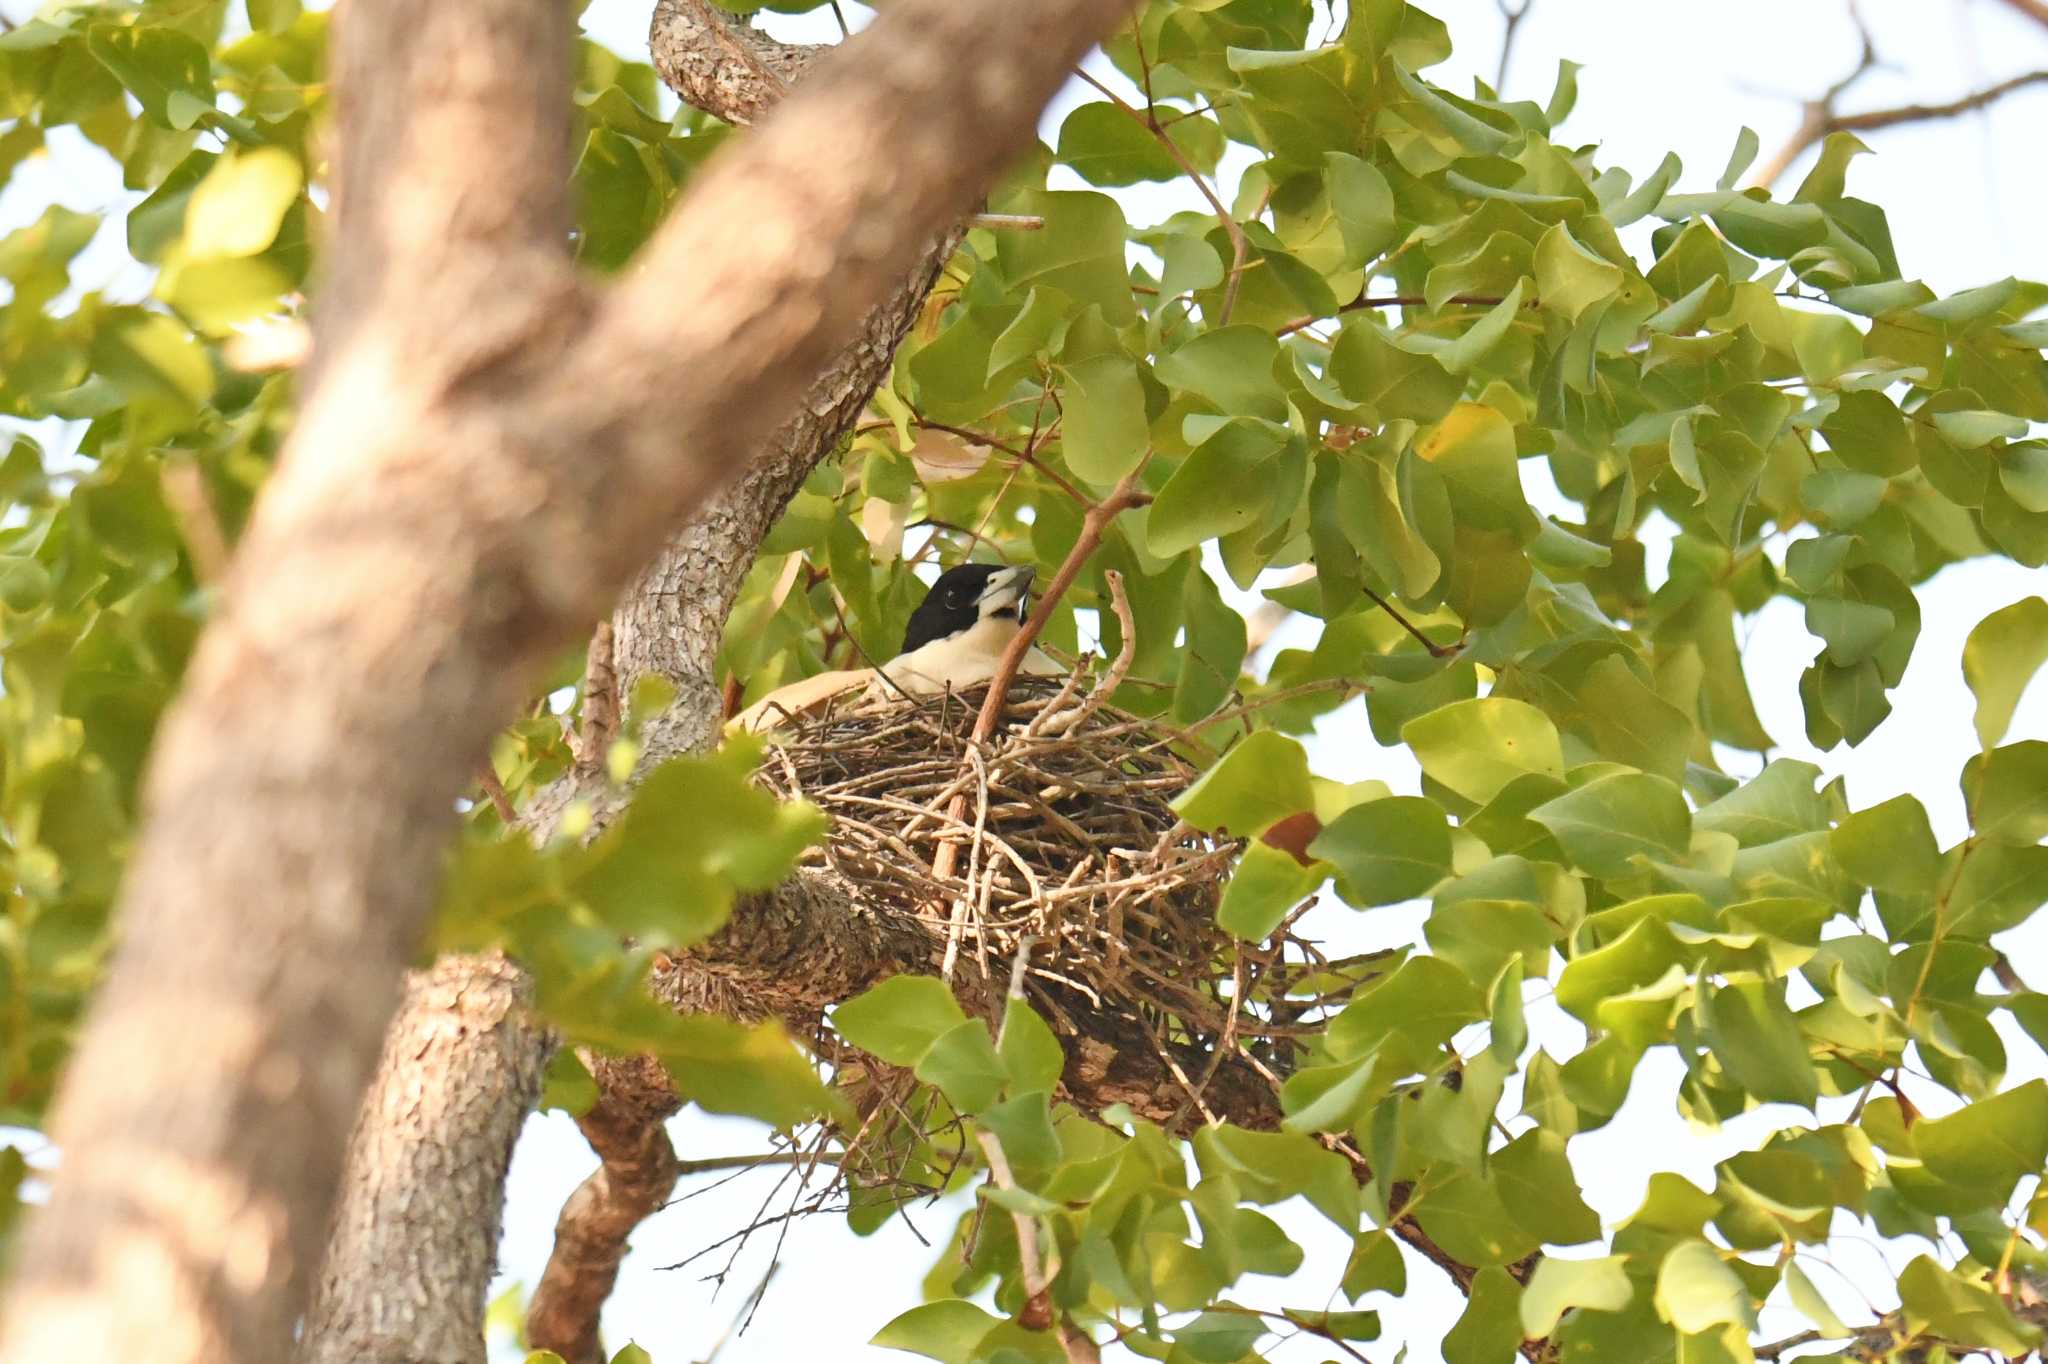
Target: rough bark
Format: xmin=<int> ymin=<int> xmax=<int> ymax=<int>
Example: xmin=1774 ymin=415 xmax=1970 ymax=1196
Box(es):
xmin=523 ymin=1055 xmax=683 ymax=1364
xmin=299 ymin=955 xmax=547 ymax=1364
xmin=0 ymin=0 xmax=1137 ymax=1358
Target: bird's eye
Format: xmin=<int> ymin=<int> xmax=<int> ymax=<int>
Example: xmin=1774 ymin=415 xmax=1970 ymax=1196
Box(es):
xmin=947 ymin=590 xmax=967 ymax=609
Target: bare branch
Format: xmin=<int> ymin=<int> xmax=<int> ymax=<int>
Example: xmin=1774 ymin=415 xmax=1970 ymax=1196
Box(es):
xmin=1749 ymin=4 xmax=2045 ymax=190
xmin=1493 ymin=0 xmax=1532 ymax=94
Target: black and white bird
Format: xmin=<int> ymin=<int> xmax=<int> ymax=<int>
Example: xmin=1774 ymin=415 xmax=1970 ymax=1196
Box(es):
xmin=732 ymin=563 xmax=1060 ymax=732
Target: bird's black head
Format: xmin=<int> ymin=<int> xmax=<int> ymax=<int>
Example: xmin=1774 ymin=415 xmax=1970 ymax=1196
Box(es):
xmin=901 ymin=563 xmax=1035 ymax=654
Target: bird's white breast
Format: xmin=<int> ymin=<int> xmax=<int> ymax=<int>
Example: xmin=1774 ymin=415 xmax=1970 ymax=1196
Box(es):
xmin=878 ymin=616 xmax=1059 ymax=696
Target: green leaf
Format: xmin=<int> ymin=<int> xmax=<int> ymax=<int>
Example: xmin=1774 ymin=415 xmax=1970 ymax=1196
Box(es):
xmin=997 ymin=997 xmax=1065 ymax=1094
xmin=1781 ymin=1261 xmax=1851 ymax=1338
xmin=1933 ymin=409 xmax=2030 ymax=448
xmin=915 ymin=1020 xmax=1006 ymax=1114
xmin=247 ymin=0 xmax=302 ymax=34
xmin=1529 ymin=773 xmax=1692 ymax=878
xmin=1413 ymin=1168 xmax=1542 ymax=1267
xmin=1310 ymin=796 xmax=1452 ymax=907
xmin=1325 ymin=151 xmax=1399 ymax=267
xmin=1701 ymin=979 xmax=1818 ymax=1107
xmin=1171 ymin=729 xmax=1314 ymax=834
xmin=831 ymin=976 xmax=968 ymax=1066
xmin=571 ymin=748 xmax=823 ymax=946
xmin=996 ymin=190 xmax=1136 ymax=324
xmin=1819 ymin=389 xmax=1915 ymax=477
xmin=87 ymin=309 xmax=213 ymax=413
xmin=1404 ymin=698 xmax=1566 ymax=804
xmin=1494 ymin=1127 xmax=1602 ymax=1245
xmin=1947 ymin=841 xmax=2048 ymax=938
xmin=1435 ymin=280 xmax=1525 ymax=374
xmin=1832 ymin=794 xmax=1940 ymax=894
xmin=1805 ymin=595 xmax=1894 ymax=667
xmin=985 ymin=286 xmax=1063 ymax=376
xmin=87 ymin=23 xmax=214 ymax=128
xmin=1146 ymin=418 xmax=1290 ymax=557
xmin=1535 ymin=221 xmax=1623 ymax=321
xmin=1897 ymin=1255 xmax=2043 ymax=1354
xmin=1174 ymin=1309 xmax=1264 ymax=1363
xmin=1718 ymin=127 xmax=1760 ymax=189
xmin=1444 ymin=1265 xmax=1523 ymax=1364
xmin=1153 ymin=326 xmax=1288 ymax=422
xmin=183 ymin=147 xmax=300 ymax=260
xmin=1654 ymin=1241 xmax=1756 ymax=1334
xmin=571 ymin=128 xmax=666 ymax=270
xmin=871 ymin=1300 xmax=1002 ymax=1363
xmin=1962 ymin=597 xmax=2048 ymax=748
xmin=1556 ymin=918 xmax=1684 ymax=1025
xmin=1912 ymin=1079 xmax=2048 ymax=1206
xmin=1216 ymin=838 xmax=1327 ymax=940
xmin=1328 ymin=955 xmax=1485 ymax=1058
xmin=1054 ymin=101 xmax=1219 ymax=186
xmin=1328 ymin=318 xmax=1465 ymax=423
xmin=1694 ymin=760 xmax=1828 ymax=847
xmin=1520 ymin=1255 xmax=1633 ymax=1338
xmin=1963 ymin=741 xmax=2048 ymax=844
xmin=1059 ymin=353 xmax=1149 ymax=484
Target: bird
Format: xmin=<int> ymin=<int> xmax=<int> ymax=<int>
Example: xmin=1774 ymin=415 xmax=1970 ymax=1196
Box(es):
xmin=730 ymin=563 xmax=1061 ymax=733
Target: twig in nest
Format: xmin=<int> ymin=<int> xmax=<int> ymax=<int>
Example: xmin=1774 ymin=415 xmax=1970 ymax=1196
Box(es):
xmin=1028 ymin=568 xmax=1136 ymax=739
xmin=927 ymin=469 xmax=1150 ymax=970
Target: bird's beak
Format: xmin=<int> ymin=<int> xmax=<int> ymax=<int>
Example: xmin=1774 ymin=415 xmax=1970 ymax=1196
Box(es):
xmin=985 ymin=565 xmax=1036 ymax=624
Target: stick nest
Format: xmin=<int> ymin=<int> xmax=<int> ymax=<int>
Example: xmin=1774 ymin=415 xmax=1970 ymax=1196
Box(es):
xmin=752 ymin=676 xmax=1243 ymax=1048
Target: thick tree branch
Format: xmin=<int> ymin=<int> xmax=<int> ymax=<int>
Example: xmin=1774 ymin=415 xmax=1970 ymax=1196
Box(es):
xmin=299 ymin=955 xmax=547 ymax=1364
xmin=312 ymin=9 xmax=971 ymax=1361
xmin=2 ymin=0 xmax=1138 ymax=1358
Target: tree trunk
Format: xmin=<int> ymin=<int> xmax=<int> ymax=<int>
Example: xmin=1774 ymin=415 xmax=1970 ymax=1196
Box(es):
xmin=0 ymin=0 xmax=1137 ymax=1358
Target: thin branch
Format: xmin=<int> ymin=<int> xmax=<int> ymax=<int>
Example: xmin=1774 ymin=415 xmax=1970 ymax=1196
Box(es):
xmin=966 ymin=212 xmax=1045 ymax=231
xmin=1493 ymin=0 xmax=1531 ymax=94
xmin=1831 ymin=68 xmax=2048 ymax=133
xmin=159 ymin=457 xmax=232 ymax=584
xmin=476 ymin=764 xmax=518 ymax=823
xmin=1359 ymin=583 xmax=1462 ymax=659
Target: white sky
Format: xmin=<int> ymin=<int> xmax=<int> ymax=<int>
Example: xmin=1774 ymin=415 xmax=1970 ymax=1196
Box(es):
xmin=0 ymin=0 xmax=2044 ymax=1360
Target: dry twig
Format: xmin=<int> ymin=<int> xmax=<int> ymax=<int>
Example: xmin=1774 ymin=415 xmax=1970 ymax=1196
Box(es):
xmin=1749 ymin=5 xmax=2047 ymax=188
